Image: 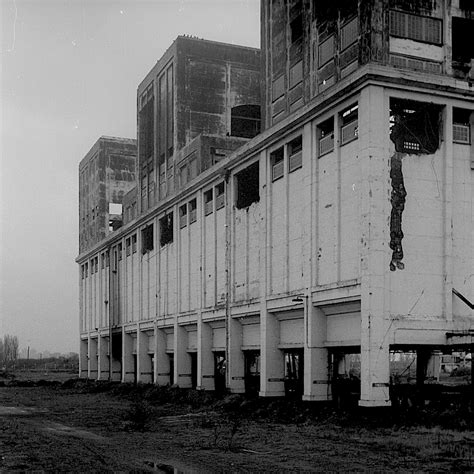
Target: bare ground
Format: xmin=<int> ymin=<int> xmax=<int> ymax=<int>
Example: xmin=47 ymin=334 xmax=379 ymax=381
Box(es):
xmin=1 ymin=377 xmax=474 ymax=472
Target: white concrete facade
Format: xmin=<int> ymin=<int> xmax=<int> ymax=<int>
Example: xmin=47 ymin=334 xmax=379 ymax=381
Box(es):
xmin=78 ymin=71 xmax=473 ymax=406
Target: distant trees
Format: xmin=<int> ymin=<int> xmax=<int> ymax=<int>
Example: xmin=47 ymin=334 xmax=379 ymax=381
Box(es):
xmin=1 ymin=334 xmax=19 ymax=370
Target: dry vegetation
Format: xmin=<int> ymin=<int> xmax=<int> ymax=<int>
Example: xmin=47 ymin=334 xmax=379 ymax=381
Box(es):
xmin=0 ymin=374 xmax=473 ymax=472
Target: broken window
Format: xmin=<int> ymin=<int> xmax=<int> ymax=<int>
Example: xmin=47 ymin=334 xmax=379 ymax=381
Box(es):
xmin=142 ymin=224 xmax=154 ymax=254
xmin=215 ymin=182 xmax=225 ymax=210
xmin=290 ymin=14 xmax=303 ymax=43
xmin=288 ymin=136 xmax=303 ymax=173
xmin=453 ymin=108 xmax=471 ymax=145
xmin=318 ymin=117 xmax=335 ymax=156
xmin=389 ymin=10 xmax=442 ymax=45
xmin=389 ymin=99 xmax=441 ymax=154
xmin=159 ymin=213 xmax=174 ymax=246
xmin=179 ymin=204 xmax=187 ymax=229
xmin=189 ymin=199 xmax=197 ymax=224
xmin=204 ymin=189 xmax=213 ymax=216
xmin=270 ymin=147 xmax=284 ymax=181
xmin=452 ymin=17 xmax=474 ymax=64
xmin=340 ymin=104 xmax=358 ymax=145
xmin=231 ymin=105 xmax=261 ymax=139
xmin=235 ymin=162 xmax=260 ymax=209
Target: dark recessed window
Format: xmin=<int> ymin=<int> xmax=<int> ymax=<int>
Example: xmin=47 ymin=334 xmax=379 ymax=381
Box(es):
xmin=288 ymin=136 xmax=302 ymax=173
xmin=235 ymin=162 xmax=260 ymax=209
xmin=290 ymin=14 xmax=303 ymax=43
xmin=215 ymin=182 xmax=225 ymax=210
xmin=142 ymin=224 xmax=154 ymax=253
xmin=160 ymin=213 xmax=174 ymax=246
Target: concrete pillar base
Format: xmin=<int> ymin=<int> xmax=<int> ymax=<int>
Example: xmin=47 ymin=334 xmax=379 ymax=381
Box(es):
xmin=359 ymin=399 xmax=391 ymax=408
xmin=302 ymin=393 xmax=331 ymax=402
xmin=259 ymin=390 xmax=285 ymax=397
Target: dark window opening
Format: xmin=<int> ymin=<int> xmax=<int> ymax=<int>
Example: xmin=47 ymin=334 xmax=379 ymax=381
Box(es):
xmin=318 ymin=117 xmax=335 ymax=156
xmin=189 ymin=199 xmax=197 ymax=224
xmin=236 ymin=162 xmax=260 ymax=209
xmin=118 ymin=243 xmax=123 ymax=262
xmin=271 ymin=147 xmax=284 ymax=182
xmin=131 ymin=234 xmax=137 ymax=253
xmin=204 ymin=189 xmax=213 ymax=215
xmin=288 ymin=136 xmax=303 ymax=172
xmin=81 ymin=264 xmax=85 ymax=279
xmin=105 ymin=251 xmax=110 ymax=267
xmin=101 ymin=254 xmax=105 ymax=270
xmin=290 ymin=14 xmax=303 ymax=43
xmin=390 ymin=99 xmax=441 ymax=154
xmin=284 ymin=349 xmax=304 ymax=398
xmin=453 ymin=108 xmax=471 ymax=145
xmin=211 ymin=147 xmax=228 ymax=165
xmin=452 ymin=17 xmax=474 ymax=64
xmin=160 ymin=213 xmax=174 ymax=246
xmin=84 ymin=262 xmax=88 ymax=278
xmin=231 ymin=105 xmax=261 ymax=139
xmin=244 ymin=350 xmax=260 ymax=396
xmin=142 ymin=224 xmax=154 ymax=253
xmin=215 ymin=182 xmax=225 ymax=210
xmin=179 ymin=204 xmax=187 ymax=229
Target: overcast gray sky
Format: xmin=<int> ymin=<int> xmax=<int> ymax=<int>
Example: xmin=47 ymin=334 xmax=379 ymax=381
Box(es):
xmin=0 ymin=0 xmax=260 ymax=355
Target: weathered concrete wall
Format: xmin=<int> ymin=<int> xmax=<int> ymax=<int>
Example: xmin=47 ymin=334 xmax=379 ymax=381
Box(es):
xmin=79 ymin=137 xmax=136 ymax=253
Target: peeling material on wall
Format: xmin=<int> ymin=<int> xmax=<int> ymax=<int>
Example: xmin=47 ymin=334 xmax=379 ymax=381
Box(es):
xmin=389 ymin=152 xmax=406 ymax=271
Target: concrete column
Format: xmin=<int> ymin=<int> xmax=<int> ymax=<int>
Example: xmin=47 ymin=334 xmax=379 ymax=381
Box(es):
xmin=88 ymin=337 xmax=98 ymax=379
xmin=137 ymin=330 xmax=152 ymax=384
xmin=228 ymin=318 xmax=245 ymax=393
xmin=175 ymin=323 xmax=191 ymax=388
xmin=97 ymin=335 xmax=109 ymax=380
xmin=122 ymin=331 xmax=135 ymax=383
xmin=260 ymin=310 xmax=284 ymax=397
xmin=303 ymin=305 xmax=330 ymax=401
xmin=79 ymin=339 xmax=88 ymax=378
xmin=359 ymin=85 xmax=391 ymax=407
xmin=198 ymin=316 xmax=214 ymax=390
xmin=155 ymin=327 xmax=170 ymax=385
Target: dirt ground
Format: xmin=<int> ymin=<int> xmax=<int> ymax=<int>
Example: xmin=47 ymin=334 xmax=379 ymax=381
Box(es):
xmin=1 ymin=375 xmax=474 ymax=472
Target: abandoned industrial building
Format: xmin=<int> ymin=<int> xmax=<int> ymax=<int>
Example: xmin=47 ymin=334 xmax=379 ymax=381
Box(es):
xmin=77 ymin=1 xmax=474 ymax=407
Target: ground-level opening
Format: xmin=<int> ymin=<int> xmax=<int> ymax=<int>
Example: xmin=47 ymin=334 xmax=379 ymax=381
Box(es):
xmin=244 ymin=350 xmax=260 ymax=396
xmin=214 ymin=352 xmax=226 ymax=394
xmin=168 ymin=353 xmax=174 ymax=386
xmin=283 ymin=349 xmax=304 ymax=398
xmin=190 ymin=352 xmax=197 ymax=389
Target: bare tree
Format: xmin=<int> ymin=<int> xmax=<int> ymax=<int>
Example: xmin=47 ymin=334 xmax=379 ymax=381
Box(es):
xmin=3 ymin=335 xmax=19 ymax=371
